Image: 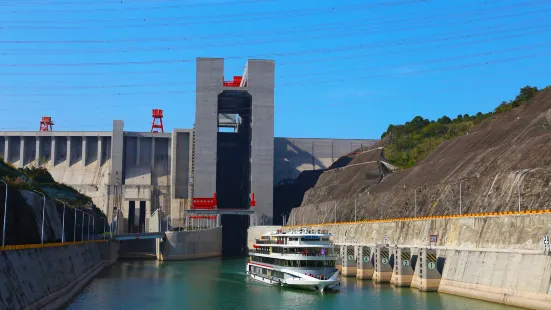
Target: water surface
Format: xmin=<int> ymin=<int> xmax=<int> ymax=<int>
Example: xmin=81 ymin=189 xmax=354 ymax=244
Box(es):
xmin=67 ymin=258 xmax=519 ymax=309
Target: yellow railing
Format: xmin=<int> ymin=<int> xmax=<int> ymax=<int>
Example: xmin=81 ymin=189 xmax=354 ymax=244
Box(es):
xmin=285 ymin=209 xmax=551 ymax=228
xmin=0 ymin=240 xmax=110 ymax=252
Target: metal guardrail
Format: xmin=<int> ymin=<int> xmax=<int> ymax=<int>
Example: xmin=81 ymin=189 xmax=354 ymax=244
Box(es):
xmin=285 ymin=209 xmax=551 ymax=228
xmin=249 ymin=251 xmax=336 ymax=258
xmin=0 ymin=240 xmax=109 ymax=251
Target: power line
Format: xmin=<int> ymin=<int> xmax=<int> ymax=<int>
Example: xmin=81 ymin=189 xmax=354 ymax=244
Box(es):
xmin=0 ymin=0 xmax=277 ymax=13
xmin=1 ymin=0 xmax=428 ymax=23
xmin=279 ymin=29 xmax=547 ymax=66
xmin=280 ymin=51 xmax=551 ymax=86
xmin=4 ymin=41 xmax=550 ymax=89
xmin=3 ymin=28 xmax=545 ymax=77
xmin=2 ymin=64 xmax=548 ymax=120
xmin=284 ymin=41 xmax=551 ymax=79
xmin=2 ymin=49 xmax=549 ymax=95
xmin=3 ymin=22 xmax=548 ymax=67
xmin=3 ymin=1 xmax=547 ymax=49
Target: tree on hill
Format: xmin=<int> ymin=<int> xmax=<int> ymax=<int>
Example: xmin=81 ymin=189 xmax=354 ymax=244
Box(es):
xmin=381 ymin=85 xmax=542 ymax=168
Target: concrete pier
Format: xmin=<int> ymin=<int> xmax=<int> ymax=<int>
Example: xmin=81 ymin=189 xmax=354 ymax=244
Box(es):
xmin=416 ymin=248 xmax=441 ymax=292
xmin=391 ymin=246 xmax=414 ymax=287
xmin=341 ymin=245 xmax=357 ymax=277
xmin=356 ymin=245 xmax=374 ymax=280
xmin=373 ymin=245 xmax=393 ymax=283
xmin=335 ymin=246 xmax=342 ymax=272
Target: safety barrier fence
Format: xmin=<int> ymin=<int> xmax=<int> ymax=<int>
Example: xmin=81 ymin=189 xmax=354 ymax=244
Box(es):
xmin=0 ymin=240 xmax=109 ymax=252
xmin=285 ymin=209 xmax=551 ymax=228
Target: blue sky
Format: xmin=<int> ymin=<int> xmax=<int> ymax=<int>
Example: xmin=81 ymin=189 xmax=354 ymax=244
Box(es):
xmin=1 ymin=0 xmax=550 ymax=139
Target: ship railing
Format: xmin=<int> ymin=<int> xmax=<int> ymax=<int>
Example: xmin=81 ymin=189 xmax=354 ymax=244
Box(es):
xmin=249 ymin=251 xmax=336 ymax=258
xmin=255 ymin=239 xmax=274 ymax=244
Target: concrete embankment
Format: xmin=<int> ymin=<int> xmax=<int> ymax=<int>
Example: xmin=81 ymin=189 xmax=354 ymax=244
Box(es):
xmin=0 ymin=241 xmax=119 ymax=310
xmin=251 ymin=214 xmax=551 ymax=309
xmin=157 ymin=227 xmax=222 ymax=260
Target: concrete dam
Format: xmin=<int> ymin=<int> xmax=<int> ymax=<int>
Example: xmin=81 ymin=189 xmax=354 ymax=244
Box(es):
xmin=0 ymin=57 xmax=376 ymax=257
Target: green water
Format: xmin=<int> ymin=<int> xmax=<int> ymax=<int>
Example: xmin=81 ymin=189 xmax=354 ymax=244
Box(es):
xmin=67 ymin=258 xmax=519 ymax=310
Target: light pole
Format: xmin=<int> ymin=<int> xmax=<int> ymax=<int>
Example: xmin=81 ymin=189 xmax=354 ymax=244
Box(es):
xmin=380 ymin=196 xmax=383 ymax=220
xmin=281 ymin=213 xmax=286 ymax=226
xmin=414 ymin=189 xmax=417 ymax=218
xmin=459 ymin=181 xmax=463 ymax=216
xmin=334 ymin=201 xmax=337 ymax=224
xmin=74 ymin=208 xmax=84 ymax=242
xmin=354 ymin=198 xmax=357 ymax=222
xmin=92 ymin=216 xmax=95 ymax=241
xmin=74 ymin=207 xmax=77 ymax=241
xmin=32 ymin=190 xmax=46 ymax=245
xmin=55 ymin=199 xmax=66 ymax=243
xmin=1 ymin=179 xmax=8 ymax=247
xmin=87 ymin=214 xmax=91 ymax=241
xmin=81 ymin=211 xmax=85 ymax=241
xmin=102 ymin=217 xmax=105 ymax=240
xmin=518 ymin=179 xmax=521 ymax=214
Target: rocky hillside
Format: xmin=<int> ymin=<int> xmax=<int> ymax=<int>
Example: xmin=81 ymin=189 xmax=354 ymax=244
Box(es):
xmin=0 ymin=161 xmax=106 ymax=245
xmin=290 ymin=86 xmax=551 ymax=224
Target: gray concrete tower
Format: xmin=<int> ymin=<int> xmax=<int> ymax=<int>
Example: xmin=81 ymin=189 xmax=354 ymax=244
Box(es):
xmin=193 ymin=57 xmax=275 ymax=224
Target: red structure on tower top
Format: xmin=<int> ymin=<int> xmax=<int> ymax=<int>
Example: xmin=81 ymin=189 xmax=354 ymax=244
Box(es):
xmin=39 ymin=116 xmax=54 ymax=131
xmin=223 ymin=76 xmax=242 ymax=87
xmin=151 ymin=109 xmax=164 ymax=133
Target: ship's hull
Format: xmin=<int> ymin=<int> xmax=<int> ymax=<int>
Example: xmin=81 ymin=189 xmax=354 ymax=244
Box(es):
xmin=246 ymin=263 xmax=340 ymax=292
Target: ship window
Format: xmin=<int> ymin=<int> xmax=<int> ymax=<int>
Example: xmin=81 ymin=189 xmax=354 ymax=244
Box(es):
xmin=301 ymin=236 xmax=320 ymax=241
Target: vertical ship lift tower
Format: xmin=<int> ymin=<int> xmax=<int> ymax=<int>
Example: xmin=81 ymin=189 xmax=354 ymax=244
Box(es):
xmin=186 ymin=193 xmax=257 ymax=229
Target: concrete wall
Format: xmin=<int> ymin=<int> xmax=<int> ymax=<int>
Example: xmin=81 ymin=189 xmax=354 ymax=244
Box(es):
xmin=194 ymin=57 xmax=223 ymax=198
xmin=290 ymin=214 xmax=551 ymax=309
xmin=439 ymin=249 xmax=551 ymax=309
xmin=1 ymin=131 xmax=113 ymax=222
xmin=248 ymin=60 xmax=275 ymax=225
xmin=0 ymin=241 xmax=118 ymax=310
xmin=170 ymin=129 xmax=192 ymax=226
xmin=119 ymin=239 xmax=157 ymax=259
xmin=273 ymin=138 xmax=378 ymax=185
xmin=120 ymin=132 xmax=173 ymax=232
xmin=157 ymin=227 xmax=222 ymax=260
xmin=1 ymin=124 xmax=192 ymax=233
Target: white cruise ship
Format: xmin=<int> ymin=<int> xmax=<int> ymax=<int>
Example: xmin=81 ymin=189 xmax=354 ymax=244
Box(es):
xmin=246 ymin=228 xmax=340 ymax=292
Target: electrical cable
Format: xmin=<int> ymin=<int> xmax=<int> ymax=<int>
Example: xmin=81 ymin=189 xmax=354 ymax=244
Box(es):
xmin=2 ymin=50 xmax=548 ymax=96
xmin=280 ymin=51 xmax=551 ymax=86
xmin=4 ymin=4 xmax=549 ymax=55
xmin=1 ymin=0 xmax=428 ymax=21
xmin=3 ymin=22 xmax=548 ymax=67
xmin=0 ymin=0 xmax=278 ymax=13
xmin=1 ymin=0 xmax=525 ymax=34
xmin=4 ymin=41 xmax=550 ymax=90
xmin=2 ymin=28 xmax=546 ymax=77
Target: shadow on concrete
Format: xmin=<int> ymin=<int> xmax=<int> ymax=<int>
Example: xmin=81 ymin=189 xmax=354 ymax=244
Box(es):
xmin=273 ymin=169 xmax=324 ymax=225
xmin=436 ymin=256 xmax=446 ymax=275
xmin=411 ymin=254 xmax=418 ymax=271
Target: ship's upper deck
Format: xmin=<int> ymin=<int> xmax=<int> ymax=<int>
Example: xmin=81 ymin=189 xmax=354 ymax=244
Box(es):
xmin=254 ymin=228 xmax=334 ymax=247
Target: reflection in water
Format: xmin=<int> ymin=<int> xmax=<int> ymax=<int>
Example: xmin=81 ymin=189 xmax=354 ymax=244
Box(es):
xmin=67 ymin=259 xmax=520 ymax=310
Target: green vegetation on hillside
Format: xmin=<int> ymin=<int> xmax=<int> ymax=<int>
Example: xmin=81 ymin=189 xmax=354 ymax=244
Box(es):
xmin=381 ymin=86 xmax=542 ymax=168
xmin=0 ymin=160 xmax=95 ymax=210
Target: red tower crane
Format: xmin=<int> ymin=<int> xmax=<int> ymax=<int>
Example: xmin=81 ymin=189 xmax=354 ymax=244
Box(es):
xmin=39 ymin=116 xmax=54 ymax=131
xmin=151 ymin=109 xmax=164 ymax=133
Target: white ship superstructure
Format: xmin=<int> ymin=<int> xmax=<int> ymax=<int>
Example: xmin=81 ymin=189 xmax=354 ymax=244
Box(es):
xmin=246 ymin=228 xmax=340 ymax=292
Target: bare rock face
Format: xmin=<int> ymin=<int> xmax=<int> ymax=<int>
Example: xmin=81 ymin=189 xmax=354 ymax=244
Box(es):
xmin=291 ymin=88 xmax=551 ymax=224
xmin=545 ymin=108 xmax=551 ymax=126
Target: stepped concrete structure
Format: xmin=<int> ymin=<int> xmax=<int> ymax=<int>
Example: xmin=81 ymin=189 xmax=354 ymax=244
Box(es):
xmin=0 ymin=57 xmax=376 ymax=231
